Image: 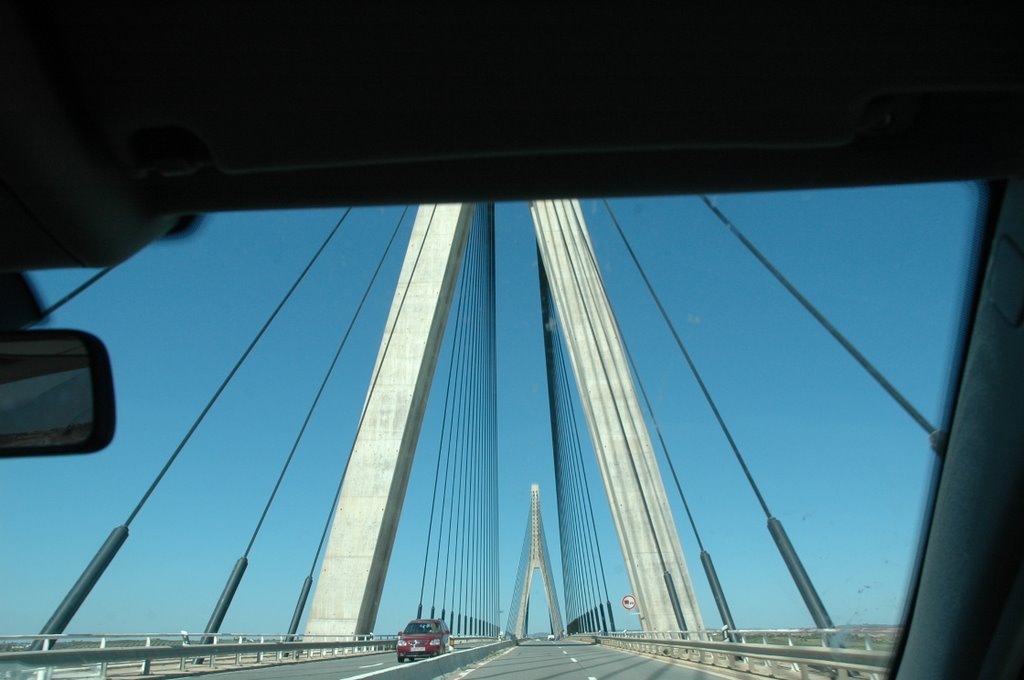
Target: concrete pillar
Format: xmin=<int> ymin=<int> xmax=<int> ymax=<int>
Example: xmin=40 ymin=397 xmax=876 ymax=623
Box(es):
xmin=305 ymin=204 xmax=474 ymax=637
xmin=513 ymin=485 xmax=564 ymax=638
xmin=532 ymin=199 xmax=705 ymax=633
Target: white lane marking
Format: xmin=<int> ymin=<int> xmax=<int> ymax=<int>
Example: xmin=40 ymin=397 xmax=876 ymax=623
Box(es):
xmin=358 ymin=662 xmax=383 ymax=669
xmin=563 ymin=650 xmax=568 ymax=654
xmin=455 ymin=646 xmax=516 ymax=678
xmin=571 ymin=657 xmax=578 ymax=663
xmin=588 ymin=677 xmax=597 ymax=679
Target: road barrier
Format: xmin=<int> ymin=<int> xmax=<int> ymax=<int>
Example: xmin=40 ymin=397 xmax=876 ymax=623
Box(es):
xmin=0 ymin=632 xmax=393 ymax=678
xmin=0 ymin=633 xmax=505 ymax=679
xmin=592 ymin=629 xmax=895 ymax=680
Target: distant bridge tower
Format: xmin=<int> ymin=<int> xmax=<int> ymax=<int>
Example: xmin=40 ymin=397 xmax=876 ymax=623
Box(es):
xmin=509 ymin=485 xmax=563 ymax=639
xmin=532 ymin=199 xmax=705 ymax=633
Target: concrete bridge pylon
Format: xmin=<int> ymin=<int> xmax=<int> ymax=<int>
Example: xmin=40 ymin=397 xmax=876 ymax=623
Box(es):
xmin=512 ymin=484 xmax=563 ymax=639
xmin=305 ymin=204 xmax=474 ymax=637
xmin=532 ymin=199 xmax=705 ymax=633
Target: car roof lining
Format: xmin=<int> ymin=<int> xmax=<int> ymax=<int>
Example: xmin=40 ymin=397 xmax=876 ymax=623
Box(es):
xmin=2 ymin=4 xmax=1023 ymax=269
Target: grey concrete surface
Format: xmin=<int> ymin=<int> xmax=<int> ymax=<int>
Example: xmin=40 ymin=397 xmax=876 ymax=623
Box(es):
xmin=467 ymin=640 xmax=724 ymax=679
xmin=179 ymin=641 xmax=511 ymax=680
xmin=513 ymin=485 xmax=563 ymax=638
xmin=166 ymin=651 xmax=401 ymax=680
xmin=532 ymin=200 xmax=705 ymax=633
xmin=305 ymin=204 xmax=474 ymax=637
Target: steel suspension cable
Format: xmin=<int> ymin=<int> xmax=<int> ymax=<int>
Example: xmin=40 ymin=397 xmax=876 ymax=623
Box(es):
xmin=468 ymin=210 xmax=492 ymax=635
xmin=545 ymin=285 xmax=582 ymax=633
xmin=30 ymin=267 xmax=114 ymax=325
xmin=539 ymin=237 xmax=585 ymax=633
xmin=622 ymin=340 xmax=705 ymax=550
xmin=419 ymin=211 xmax=476 ymax=617
xmin=540 ymin=277 xmax=570 ymax=621
xmin=556 ymin=368 xmax=587 ymax=631
xmin=551 ymin=331 xmax=611 ymax=630
xmin=602 ymin=199 xmax=772 ymax=517
xmin=574 ymin=202 xmax=707 ymax=552
xmin=542 ymin=253 xmax=614 ymax=633
xmin=428 ymin=254 xmax=475 ymax=616
xmin=482 ymin=211 xmax=497 ymax=633
xmin=602 ymin=198 xmax=835 ymax=630
xmin=247 ymin=208 xmax=407 ymax=559
xmin=439 ymin=212 xmax=483 ymax=623
xmin=456 ymin=213 xmax=487 ymax=633
xmin=555 ymin=338 xmax=605 ymax=631
xmin=557 ymin=340 xmax=616 ymax=632
xmin=470 ymin=204 xmax=490 ymax=632
xmin=126 ymin=209 xmax=354 ymax=527
xmin=544 ymin=200 xmax=689 ymax=630
xmin=470 ymin=212 xmax=489 ymax=633
xmin=699 ymin=195 xmax=940 ymax=444
xmin=557 ymin=339 xmax=615 ymax=630
xmin=301 ymin=206 xmax=435 ymax=623
xmin=486 ymin=208 xmax=498 ymax=635
xmin=455 ymin=216 xmax=485 ymax=633
xmin=620 ymin=329 xmax=740 ymax=633
xmin=553 ymin=325 xmax=606 ymax=632
xmin=203 ymin=208 xmax=407 ymax=640
xmin=35 ymin=209 xmax=352 ymax=642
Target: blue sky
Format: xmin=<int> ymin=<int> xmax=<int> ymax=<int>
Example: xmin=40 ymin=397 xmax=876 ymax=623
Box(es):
xmin=1 ymin=183 xmax=983 ymax=636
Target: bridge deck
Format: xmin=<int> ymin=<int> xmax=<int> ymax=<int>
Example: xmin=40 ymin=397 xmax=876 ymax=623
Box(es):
xmin=469 ymin=640 xmax=720 ymax=680
xmin=159 ymin=640 xmax=719 ymax=679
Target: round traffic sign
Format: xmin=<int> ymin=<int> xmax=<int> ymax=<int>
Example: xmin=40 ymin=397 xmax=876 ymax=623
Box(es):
xmin=621 ymin=594 xmax=637 ymax=610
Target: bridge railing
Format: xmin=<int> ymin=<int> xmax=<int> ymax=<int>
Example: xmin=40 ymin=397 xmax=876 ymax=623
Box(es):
xmin=0 ymin=632 xmax=395 ymax=679
xmin=603 ymin=626 xmax=900 ymax=650
xmin=591 ymin=628 xmax=899 ymax=680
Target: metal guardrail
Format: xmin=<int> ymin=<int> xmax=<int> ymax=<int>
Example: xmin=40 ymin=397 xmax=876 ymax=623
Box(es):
xmin=0 ymin=632 xmax=396 ymax=679
xmin=591 ymin=628 xmax=897 ymax=680
xmin=1 ymin=628 xmax=891 ymax=679
xmin=601 ymin=626 xmax=900 ymax=650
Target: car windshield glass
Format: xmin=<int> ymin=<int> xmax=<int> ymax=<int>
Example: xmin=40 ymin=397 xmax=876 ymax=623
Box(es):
xmin=10 ymin=183 xmax=985 ymax=675
xmin=404 ymin=623 xmax=437 ymax=635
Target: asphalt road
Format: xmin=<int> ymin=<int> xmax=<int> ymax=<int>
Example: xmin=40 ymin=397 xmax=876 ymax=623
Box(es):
xmin=166 ymin=651 xmax=401 ymax=679
xmin=164 ymin=640 xmax=722 ymax=680
xmin=464 ymin=640 xmax=725 ymax=680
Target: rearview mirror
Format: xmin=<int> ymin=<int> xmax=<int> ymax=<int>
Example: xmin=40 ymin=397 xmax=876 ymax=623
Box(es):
xmin=0 ymin=331 xmax=115 ymax=456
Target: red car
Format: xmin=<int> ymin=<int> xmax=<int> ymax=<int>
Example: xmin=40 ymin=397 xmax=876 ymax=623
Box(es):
xmin=396 ymin=619 xmax=451 ymax=662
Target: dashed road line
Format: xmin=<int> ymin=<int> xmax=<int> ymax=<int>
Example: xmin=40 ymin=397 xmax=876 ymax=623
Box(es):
xmin=453 ymin=645 xmax=515 ymax=679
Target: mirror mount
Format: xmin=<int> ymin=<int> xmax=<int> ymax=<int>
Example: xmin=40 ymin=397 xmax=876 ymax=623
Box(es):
xmin=0 ymin=273 xmax=43 ymax=329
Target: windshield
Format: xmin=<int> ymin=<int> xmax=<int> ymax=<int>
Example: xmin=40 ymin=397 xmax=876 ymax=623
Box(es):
xmin=404 ymin=622 xmax=440 ymax=635
xmin=6 ymin=183 xmax=985 ymax=676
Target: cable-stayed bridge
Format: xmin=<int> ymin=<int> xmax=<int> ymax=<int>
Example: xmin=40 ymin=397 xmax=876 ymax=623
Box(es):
xmin=3 ymin=190 xmax=964 ymax=679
